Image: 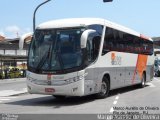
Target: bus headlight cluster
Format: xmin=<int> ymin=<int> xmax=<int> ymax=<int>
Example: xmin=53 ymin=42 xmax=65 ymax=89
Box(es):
xmin=64 ymin=75 xmax=83 ymax=84
xmin=27 ymin=76 xmax=48 ymax=85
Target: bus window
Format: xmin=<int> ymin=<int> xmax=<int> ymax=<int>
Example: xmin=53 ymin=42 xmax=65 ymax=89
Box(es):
xmin=103 ymin=27 xmax=153 ymax=55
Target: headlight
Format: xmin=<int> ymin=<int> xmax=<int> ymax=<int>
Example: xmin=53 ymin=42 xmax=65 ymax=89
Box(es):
xmin=27 ymin=76 xmax=48 ymax=85
xmin=53 ymin=75 xmax=84 ymax=86
xmin=64 ymin=75 xmax=83 ymax=84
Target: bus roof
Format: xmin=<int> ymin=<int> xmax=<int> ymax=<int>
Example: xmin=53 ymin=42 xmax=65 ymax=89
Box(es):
xmin=37 ymin=18 xmax=152 ymax=41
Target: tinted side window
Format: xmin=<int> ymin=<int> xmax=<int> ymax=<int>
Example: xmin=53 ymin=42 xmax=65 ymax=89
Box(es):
xmin=102 ymin=27 xmax=153 ymax=55
xmin=102 ymin=27 xmax=123 ymax=55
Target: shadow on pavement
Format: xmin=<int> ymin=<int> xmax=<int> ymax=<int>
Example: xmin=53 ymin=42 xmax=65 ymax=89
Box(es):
xmin=6 ymin=94 xmax=96 ymax=108
xmin=109 ymin=84 xmax=149 ymax=97
xmin=6 ymin=84 xmax=149 ymax=108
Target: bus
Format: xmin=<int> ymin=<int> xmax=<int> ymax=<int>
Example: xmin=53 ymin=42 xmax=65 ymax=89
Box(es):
xmin=26 ymin=18 xmax=154 ymax=99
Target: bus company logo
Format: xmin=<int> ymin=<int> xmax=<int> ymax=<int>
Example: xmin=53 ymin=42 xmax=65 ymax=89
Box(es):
xmin=111 ymin=53 xmax=116 ymax=61
xmin=111 ymin=53 xmax=122 ymax=65
xmin=47 ymin=74 xmax=52 ymax=80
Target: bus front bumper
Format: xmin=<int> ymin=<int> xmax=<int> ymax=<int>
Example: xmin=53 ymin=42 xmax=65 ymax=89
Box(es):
xmin=26 ymin=79 xmax=85 ymax=96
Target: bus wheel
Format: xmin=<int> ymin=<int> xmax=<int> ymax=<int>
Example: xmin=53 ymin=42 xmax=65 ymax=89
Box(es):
xmin=96 ymin=77 xmax=110 ymax=99
xmin=140 ymin=73 xmax=146 ymax=88
xmin=53 ymin=95 xmax=66 ymax=99
xmin=158 ymin=71 xmax=160 ymax=77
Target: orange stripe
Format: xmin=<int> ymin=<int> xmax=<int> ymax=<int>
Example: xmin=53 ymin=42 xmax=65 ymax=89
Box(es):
xmin=132 ymin=54 xmax=148 ymax=84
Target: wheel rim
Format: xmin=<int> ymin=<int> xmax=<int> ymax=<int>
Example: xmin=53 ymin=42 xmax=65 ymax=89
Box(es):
xmin=101 ymin=81 xmax=107 ymax=95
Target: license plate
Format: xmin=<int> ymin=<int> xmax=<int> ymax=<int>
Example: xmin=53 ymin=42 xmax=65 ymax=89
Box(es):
xmin=45 ymin=88 xmax=55 ymax=93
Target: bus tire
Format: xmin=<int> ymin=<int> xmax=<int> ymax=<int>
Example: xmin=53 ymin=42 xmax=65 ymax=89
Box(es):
xmin=140 ymin=73 xmax=146 ymax=88
xmin=53 ymin=95 xmax=66 ymax=99
xmin=157 ymin=71 xmax=160 ymax=77
xmin=96 ymin=76 xmax=110 ymax=99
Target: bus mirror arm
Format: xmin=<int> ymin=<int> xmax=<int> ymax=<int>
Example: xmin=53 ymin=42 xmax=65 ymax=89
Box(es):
xmin=80 ymin=29 xmax=96 ymax=48
xmin=19 ymin=33 xmax=33 ymax=50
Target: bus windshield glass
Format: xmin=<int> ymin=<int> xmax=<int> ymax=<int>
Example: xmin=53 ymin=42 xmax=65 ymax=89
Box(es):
xmin=28 ymin=28 xmax=85 ymax=72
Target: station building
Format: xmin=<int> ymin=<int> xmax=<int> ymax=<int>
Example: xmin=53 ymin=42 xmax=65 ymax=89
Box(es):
xmin=0 ymin=34 xmax=32 ymax=79
xmin=153 ymin=37 xmax=160 ymax=56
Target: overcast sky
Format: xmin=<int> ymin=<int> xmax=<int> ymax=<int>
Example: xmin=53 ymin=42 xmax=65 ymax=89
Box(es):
xmin=0 ymin=0 xmax=160 ymax=38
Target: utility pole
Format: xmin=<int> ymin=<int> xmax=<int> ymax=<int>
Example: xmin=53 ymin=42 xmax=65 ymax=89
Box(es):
xmin=33 ymin=0 xmax=51 ymax=32
xmin=33 ymin=0 xmax=112 ymax=31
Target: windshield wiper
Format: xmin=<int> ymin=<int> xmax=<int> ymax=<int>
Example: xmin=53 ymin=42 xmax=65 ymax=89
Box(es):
xmin=57 ymin=51 xmax=64 ymax=70
xmin=35 ymin=46 xmax=52 ymax=72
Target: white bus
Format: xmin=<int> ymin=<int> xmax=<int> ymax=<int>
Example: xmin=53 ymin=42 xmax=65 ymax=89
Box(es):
xmin=26 ymin=18 xmax=154 ymax=99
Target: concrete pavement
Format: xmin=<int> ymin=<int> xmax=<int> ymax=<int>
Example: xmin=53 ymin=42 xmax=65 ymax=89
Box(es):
xmin=0 ymin=78 xmax=27 ymax=97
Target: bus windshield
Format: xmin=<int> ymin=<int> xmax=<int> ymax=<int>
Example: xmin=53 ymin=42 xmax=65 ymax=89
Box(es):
xmin=28 ymin=28 xmax=85 ymax=72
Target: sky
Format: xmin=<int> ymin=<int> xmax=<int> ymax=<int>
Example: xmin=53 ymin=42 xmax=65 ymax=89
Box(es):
xmin=0 ymin=0 xmax=160 ymax=38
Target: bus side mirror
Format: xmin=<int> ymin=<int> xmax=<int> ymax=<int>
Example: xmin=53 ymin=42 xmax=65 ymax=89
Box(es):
xmin=80 ymin=29 xmax=96 ymax=48
xmin=103 ymin=0 xmax=113 ymax=2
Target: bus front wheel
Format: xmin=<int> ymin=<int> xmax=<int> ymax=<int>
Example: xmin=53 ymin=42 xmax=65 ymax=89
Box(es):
xmin=96 ymin=76 xmax=110 ymax=99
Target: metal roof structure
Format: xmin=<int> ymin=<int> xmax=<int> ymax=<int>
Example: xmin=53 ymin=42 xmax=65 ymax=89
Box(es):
xmin=0 ymin=37 xmax=29 ymax=65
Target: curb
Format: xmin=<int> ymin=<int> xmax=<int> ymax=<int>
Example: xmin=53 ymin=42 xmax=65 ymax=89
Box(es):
xmin=0 ymin=78 xmax=26 ymax=84
xmin=0 ymin=88 xmax=28 ymax=97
